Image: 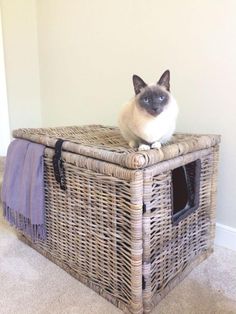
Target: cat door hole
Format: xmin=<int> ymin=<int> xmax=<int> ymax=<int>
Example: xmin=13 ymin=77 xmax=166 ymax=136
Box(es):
xmin=171 ymin=159 xmax=201 ymax=225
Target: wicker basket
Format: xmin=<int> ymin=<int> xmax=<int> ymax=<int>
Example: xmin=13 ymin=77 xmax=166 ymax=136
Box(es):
xmin=13 ymin=125 xmax=220 ymax=314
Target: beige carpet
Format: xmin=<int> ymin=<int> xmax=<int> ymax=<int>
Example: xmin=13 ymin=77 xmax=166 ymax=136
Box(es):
xmin=1 ymin=159 xmax=236 ymax=314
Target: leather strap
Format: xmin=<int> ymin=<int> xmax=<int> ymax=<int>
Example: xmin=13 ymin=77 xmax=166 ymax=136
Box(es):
xmin=52 ymin=139 xmax=66 ymax=190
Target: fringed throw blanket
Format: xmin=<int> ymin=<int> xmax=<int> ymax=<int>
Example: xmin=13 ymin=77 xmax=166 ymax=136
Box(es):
xmin=1 ymin=139 xmax=45 ymax=240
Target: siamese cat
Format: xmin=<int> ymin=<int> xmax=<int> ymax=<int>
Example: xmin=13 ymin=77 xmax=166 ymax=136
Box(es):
xmin=118 ymin=70 xmax=178 ymax=151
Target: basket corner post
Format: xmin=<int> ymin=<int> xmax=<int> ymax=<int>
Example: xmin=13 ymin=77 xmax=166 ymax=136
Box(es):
xmin=129 ymin=170 xmax=144 ymax=314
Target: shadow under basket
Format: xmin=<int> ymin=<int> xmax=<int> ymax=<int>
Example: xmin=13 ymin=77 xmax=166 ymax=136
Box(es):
xmin=13 ymin=125 xmax=220 ymax=314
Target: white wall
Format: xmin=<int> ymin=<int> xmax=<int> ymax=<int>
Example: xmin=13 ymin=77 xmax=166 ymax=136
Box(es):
xmin=0 ymin=0 xmax=41 ymax=132
xmin=0 ymin=1 xmax=235 ymax=230
xmin=36 ymin=0 xmax=236 ymax=229
xmin=0 ymin=8 xmax=10 ymax=155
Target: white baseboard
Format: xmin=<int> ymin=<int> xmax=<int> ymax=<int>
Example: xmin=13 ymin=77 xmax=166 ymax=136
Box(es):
xmin=215 ymin=223 xmax=236 ymax=251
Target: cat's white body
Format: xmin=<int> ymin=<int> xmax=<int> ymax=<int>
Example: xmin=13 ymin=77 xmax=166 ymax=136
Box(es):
xmin=118 ymin=88 xmax=178 ymax=149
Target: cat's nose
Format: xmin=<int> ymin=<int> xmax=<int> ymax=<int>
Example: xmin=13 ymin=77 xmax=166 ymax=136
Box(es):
xmin=152 ymin=108 xmax=159 ymax=114
xmin=152 ymin=105 xmax=159 ymax=111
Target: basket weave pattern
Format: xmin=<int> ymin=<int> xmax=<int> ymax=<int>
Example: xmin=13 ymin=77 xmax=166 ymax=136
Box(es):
xmin=14 ymin=125 xmax=220 ymax=314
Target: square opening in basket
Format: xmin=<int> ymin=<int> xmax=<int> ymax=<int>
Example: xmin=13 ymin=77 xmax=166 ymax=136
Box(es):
xmin=171 ymin=159 xmax=201 ymax=225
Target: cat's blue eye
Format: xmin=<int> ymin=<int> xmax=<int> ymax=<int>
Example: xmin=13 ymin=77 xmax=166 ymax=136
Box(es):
xmin=144 ymin=97 xmax=149 ymax=103
xmin=159 ymin=95 xmax=165 ymax=101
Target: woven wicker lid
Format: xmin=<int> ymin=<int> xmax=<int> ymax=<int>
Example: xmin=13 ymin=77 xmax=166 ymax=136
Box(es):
xmin=13 ymin=125 xmax=220 ymax=170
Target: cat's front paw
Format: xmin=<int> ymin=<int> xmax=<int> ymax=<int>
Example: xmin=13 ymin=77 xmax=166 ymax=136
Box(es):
xmin=129 ymin=140 xmax=137 ymax=148
xmin=151 ymin=141 xmax=162 ymax=149
xmin=138 ymin=144 xmax=151 ymax=151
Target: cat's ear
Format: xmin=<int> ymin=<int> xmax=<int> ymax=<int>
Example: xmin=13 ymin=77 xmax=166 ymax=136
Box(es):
xmin=157 ymin=70 xmax=170 ymax=91
xmin=132 ymin=75 xmax=147 ymax=95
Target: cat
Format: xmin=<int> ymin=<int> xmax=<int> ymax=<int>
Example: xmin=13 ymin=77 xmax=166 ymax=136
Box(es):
xmin=118 ymin=70 xmax=178 ymax=151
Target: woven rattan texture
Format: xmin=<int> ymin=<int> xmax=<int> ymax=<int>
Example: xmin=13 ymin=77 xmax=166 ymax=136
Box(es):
xmin=13 ymin=125 xmax=220 ymax=169
xmin=142 ymin=151 xmax=215 ymax=312
xmin=34 ymin=149 xmax=143 ymax=313
xmin=13 ymin=125 xmax=220 ymax=313
xmin=13 ymin=125 xmax=130 ymax=151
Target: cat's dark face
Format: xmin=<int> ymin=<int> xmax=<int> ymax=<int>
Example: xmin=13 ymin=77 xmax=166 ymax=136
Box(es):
xmin=133 ymin=70 xmax=171 ymax=117
xmin=138 ymin=86 xmax=169 ymax=116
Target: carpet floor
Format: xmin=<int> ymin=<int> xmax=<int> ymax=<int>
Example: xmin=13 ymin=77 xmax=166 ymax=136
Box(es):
xmin=0 ymin=158 xmax=236 ymax=314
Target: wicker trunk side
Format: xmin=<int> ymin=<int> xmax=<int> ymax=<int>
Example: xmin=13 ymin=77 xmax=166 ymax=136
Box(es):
xmin=142 ymin=145 xmax=219 ymax=313
xmin=19 ymin=147 xmax=144 ymax=314
xmin=12 ymin=125 xmax=220 ymax=314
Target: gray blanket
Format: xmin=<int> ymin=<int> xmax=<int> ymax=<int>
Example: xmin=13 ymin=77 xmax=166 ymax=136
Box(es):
xmin=1 ymin=139 xmax=45 ymax=240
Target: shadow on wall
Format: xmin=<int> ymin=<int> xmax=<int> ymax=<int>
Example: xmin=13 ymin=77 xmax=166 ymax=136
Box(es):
xmin=0 ymin=9 xmax=10 ymax=156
